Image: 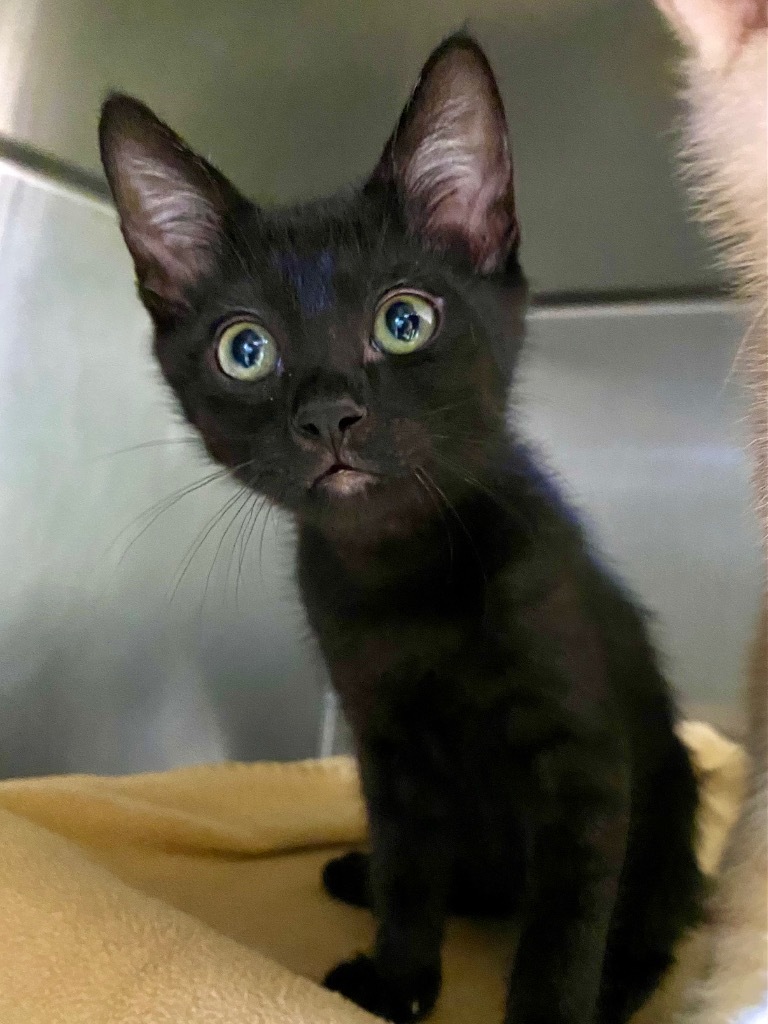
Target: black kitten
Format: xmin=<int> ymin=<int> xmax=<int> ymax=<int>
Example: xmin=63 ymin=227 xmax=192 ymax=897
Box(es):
xmin=99 ymin=34 xmax=703 ymax=1024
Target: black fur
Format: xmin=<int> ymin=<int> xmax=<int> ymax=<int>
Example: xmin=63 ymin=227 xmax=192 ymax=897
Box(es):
xmin=99 ymin=33 xmax=703 ymax=1024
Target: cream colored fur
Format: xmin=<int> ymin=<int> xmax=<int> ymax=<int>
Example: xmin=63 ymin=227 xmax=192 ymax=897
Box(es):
xmin=654 ymin=1 xmax=767 ymax=1020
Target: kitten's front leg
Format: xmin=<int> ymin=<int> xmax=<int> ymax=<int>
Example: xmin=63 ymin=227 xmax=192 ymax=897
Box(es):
xmin=506 ymin=746 xmax=629 ymax=1024
xmin=324 ymin=745 xmax=453 ymax=1023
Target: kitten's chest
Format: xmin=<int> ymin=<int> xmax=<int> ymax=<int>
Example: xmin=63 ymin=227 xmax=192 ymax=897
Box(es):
xmin=298 ymin=541 xmax=567 ymax=821
xmin=297 ymin=530 xmax=491 ymax=711
xmin=356 ymin=672 xmax=535 ymax=836
xmin=318 ymin=611 xmax=470 ymax=730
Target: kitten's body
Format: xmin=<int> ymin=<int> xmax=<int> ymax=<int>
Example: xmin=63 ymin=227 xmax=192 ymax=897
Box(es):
xmin=302 ymin=445 xmax=701 ymax=1024
xmin=653 ymin=3 xmax=768 ymax=1021
xmin=99 ymin=36 xmax=703 ymax=1024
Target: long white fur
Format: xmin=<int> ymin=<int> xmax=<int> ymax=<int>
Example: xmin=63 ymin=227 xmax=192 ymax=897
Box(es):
xmin=654 ymin=2 xmax=768 ymax=1022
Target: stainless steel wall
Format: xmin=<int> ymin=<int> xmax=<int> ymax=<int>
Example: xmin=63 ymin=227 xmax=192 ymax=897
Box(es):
xmin=0 ymin=1 xmax=759 ymax=776
xmin=521 ymin=303 xmax=761 ymax=723
xmin=0 ymin=168 xmax=326 ymax=776
xmin=2 ymin=0 xmax=715 ymax=295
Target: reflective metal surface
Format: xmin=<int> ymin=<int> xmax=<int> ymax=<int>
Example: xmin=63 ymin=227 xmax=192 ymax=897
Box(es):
xmin=0 ymin=168 xmax=325 ymax=776
xmin=522 ymin=302 xmax=761 ymax=721
xmin=2 ymin=0 xmax=715 ymax=295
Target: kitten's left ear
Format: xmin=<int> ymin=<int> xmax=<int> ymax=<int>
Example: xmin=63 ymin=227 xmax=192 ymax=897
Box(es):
xmin=371 ymin=34 xmax=519 ymax=274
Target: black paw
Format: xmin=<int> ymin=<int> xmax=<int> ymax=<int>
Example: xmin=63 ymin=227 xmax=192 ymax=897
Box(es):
xmin=323 ymin=954 xmax=440 ymax=1023
xmin=322 ymin=851 xmax=372 ymax=908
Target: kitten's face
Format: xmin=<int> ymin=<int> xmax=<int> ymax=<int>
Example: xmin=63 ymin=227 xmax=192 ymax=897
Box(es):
xmin=100 ymin=35 xmax=526 ymax=535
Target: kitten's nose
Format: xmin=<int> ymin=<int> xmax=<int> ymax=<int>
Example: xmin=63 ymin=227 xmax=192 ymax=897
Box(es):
xmin=292 ymin=396 xmax=367 ymax=449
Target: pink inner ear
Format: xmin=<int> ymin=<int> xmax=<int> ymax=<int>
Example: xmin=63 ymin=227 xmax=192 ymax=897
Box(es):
xmin=138 ymin=233 xmax=217 ymax=307
xmin=119 ymin=147 xmax=222 ymax=307
xmin=656 ymin=0 xmax=767 ymax=66
xmin=415 ymin=171 xmax=517 ymax=275
xmin=396 ymin=62 xmax=518 ymax=272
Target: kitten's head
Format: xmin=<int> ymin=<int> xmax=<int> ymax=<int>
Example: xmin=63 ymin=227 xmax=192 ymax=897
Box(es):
xmin=100 ymin=35 xmax=526 ymax=537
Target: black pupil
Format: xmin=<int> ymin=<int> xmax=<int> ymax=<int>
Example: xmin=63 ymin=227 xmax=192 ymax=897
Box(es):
xmin=231 ymin=328 xmax=265 ymax=368
xmin=386 ymin=301 xmax=421 ymax=342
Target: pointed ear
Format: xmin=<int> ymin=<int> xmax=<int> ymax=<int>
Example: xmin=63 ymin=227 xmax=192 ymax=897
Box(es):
xmin=99 ymin=95 xmax=237 ymax=317
xmin=371 ymin=34 xmax=519 ymax=274
xmin=655 ymin=0 xmax=767 ymax=67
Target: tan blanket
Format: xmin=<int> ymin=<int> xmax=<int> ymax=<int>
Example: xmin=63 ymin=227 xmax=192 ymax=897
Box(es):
xmin=0 ymin=722 xmax=746 ymax=1024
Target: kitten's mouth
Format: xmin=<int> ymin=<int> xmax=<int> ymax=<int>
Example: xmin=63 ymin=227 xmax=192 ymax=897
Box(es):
xmin=311 ymin=461 xmax=377 ymax=496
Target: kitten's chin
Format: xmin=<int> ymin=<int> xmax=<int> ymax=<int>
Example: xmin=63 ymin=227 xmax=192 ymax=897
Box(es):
xmin=313 ymin=467 xmax=376 ymax=498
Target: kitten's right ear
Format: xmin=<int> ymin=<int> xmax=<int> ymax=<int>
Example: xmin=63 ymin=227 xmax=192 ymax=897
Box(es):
xmin=99 ymin=95 xmax=237 ymax=318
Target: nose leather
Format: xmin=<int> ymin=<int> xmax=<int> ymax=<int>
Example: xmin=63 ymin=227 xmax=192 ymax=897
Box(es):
xmin=292 ymin=394 xmax=367 ymax=450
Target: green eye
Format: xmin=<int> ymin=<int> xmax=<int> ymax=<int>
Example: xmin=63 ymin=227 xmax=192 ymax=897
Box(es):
xmin=373 ymin=291 xmax=440 ymax=355
xmin=216 ymin=320 xmax=278 ymax=381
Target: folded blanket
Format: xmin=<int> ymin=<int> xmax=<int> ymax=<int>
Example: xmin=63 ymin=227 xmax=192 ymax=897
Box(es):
xmin=0 ymin=722 xmax=746 ymax=1024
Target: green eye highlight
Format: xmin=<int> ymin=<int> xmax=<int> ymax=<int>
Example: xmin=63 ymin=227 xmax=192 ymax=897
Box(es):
xmin=216 ymin=321 xmax=278 ymax=381
xmin=373 ymin=291 xmax=440 ymax=354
